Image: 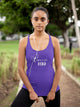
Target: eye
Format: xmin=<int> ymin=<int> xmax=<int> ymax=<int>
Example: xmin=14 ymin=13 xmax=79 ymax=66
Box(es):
xmin=34 ymin=18 xmax=38 ymax=21
xmin=41 ymin=18 xmax=46 ymax=22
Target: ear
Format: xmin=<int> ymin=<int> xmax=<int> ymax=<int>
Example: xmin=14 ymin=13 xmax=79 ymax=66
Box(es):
xmin=47 ymin=19 xmax=49 ymax=24
xmin=46 ymin=20 xmax=49 ymax=26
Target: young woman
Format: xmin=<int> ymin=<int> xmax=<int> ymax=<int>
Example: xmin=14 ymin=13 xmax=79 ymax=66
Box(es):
xmin=11 ymin=7 xmax=61 ymax=107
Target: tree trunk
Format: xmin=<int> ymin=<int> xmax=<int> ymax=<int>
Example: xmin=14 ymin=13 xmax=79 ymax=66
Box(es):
xmin=62 ymin=29 xmax=69 ymax=48
xmin=71 ymin=0 xmax=80 ymax=48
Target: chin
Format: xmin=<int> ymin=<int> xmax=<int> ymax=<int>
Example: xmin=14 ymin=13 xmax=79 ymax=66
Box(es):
xmin=37 ymin=30 xmax=43 ymax=32
xmin=36 ymin=28 xmax=43 ymax=31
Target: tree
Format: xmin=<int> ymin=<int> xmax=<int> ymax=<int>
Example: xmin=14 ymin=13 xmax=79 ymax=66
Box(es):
xmin=71 ymin=0 xmax=80 ymax=48
xmin=44 ymin=0 xmax=80 ymax=47
xmin=0 ymin=0 xmax=80 ymax=47
xmin=46 ymin=0 xmax=74 ymax=47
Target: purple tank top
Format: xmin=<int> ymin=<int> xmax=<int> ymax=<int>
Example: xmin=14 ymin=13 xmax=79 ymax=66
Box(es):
xmin=22 ymin=34 xmax=60 ymax=96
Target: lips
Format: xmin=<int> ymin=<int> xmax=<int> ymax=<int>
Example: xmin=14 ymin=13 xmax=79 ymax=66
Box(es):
xmin=36 ymin=26 xmax=42 ymax=27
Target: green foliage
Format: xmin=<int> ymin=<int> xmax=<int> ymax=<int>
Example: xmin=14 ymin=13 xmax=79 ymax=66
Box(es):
xmin=62 ymin=59 xmax=72 ymax=71
xmin=61 ymin=47 xmax=69 ymax=57
xmin=60 ymin=45 xmax=64 ymax=49
xmin=13 ymin=0 xmax=43 ymax=4
xmin=0 ymin=0 xmax=78 ymax=35
xmin=71 ymin=57 xmax=80 ymax=75
xmin=0 ymin=0 xmax=80 ymax=48
xmin=46 ymin=23 xmax=61 ymax=36
xmin=0 ymin=52 xmax=19 ymax=83
xmin=0 ymin=40 xmax=19 ymax=83
xmin=65 ymin=21 xmax=69 ymax=26
xmin=1 ymin=25 xmax=14 ymax=34
xmin=0 ymin=21 xmax=4 ymax=29
xmin=0 ymin=0 xmax=33 ymax=34
xmin=1 ymin=34 xmax=6 ymax=40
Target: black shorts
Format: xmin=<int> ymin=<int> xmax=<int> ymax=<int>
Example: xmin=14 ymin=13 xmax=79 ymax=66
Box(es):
xmin=11 ymin=88 xmax=60 ymax=107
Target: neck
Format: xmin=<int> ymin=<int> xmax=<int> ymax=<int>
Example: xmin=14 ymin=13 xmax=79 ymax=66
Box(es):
xmin=33 ymin=30 xmax=46 ymax=39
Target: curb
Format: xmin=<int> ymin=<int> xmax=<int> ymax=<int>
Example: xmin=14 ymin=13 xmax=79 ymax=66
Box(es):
xmin=61 ymin=65 xmax=80 ymax=87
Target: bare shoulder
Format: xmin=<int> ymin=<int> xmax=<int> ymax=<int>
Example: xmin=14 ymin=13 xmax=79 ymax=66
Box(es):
xmin=51 ymin=35 xmax=60 ymax=48
xmin=19 ymin=36 xmax=28 ymax=48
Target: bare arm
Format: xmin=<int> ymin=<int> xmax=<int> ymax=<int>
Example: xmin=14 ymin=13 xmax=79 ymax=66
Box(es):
xmin=18 ymin=37 xmax=39 ymax=102
xmin=45 ymin=36 xmax=62 ymax=102
xmin=50 ymin=36 xmax=62 ymax=92
xmin=18 ymin=37 xmax=34 ymax=93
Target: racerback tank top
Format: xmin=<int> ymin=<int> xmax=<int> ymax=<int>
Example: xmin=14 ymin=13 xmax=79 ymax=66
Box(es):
xmin=22 ymin=33 xmax=60 ymax=96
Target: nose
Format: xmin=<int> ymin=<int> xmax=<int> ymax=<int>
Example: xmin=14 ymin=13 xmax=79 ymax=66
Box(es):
xmin=37 ymin=19 xmax=42 ymax=24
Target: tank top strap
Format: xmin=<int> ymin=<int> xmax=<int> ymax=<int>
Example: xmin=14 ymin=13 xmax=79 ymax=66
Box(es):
xmin=48 ymin=33 xmax=54 ymax=49
xmin=27 ymin=34 xmax=30 ymax=41
xmin=25 ymin=34 xmax=30 ymax=49
xmin=27 ymin=34 xmax=30 ymax=44
xmin=48 ymin=33 xmax=51 ymax=42
xmin=48 ymin=33 xmax=51 ymax=40
xmin=27 ymin=34 xmax=53 ymax=50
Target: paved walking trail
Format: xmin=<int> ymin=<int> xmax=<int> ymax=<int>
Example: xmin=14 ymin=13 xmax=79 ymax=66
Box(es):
xmin=60 ymin=71 xmax=80 ymax=107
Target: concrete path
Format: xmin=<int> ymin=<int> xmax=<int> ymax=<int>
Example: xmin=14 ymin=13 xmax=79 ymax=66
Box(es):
xmin=60 ymin=71 xmax=80 ymax=107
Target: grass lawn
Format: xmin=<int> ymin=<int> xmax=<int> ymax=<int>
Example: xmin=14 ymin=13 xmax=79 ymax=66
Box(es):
xmin=78 ymin=77 xmax=80 ymax=82
xmin=0 ymin=40 xmax=19 ymax=54
xmin=0 ymin=40 xmax=19 ymax=107
xmin=61 ymin=57 xmax=80 ymax=82
xmin=61 ymin=59 xmax=72 ymax=71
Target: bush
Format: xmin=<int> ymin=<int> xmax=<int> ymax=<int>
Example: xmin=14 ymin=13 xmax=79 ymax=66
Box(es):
xmin=1 ymin=35 xmax=6 ymax=40
xmin=46 ymin=23 xmax=61 ymax=36
xmin=71 ymin=57 xmax=80 ymax=75
xmin=61 ymin=47 xmax=69 ymax=57
xmin=0 ymin=53 xmax=20 ymax=83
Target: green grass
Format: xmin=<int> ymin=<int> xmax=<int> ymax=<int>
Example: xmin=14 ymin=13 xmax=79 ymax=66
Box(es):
xmin=60 ymin=45 xmax=79 ymax=55
xmin=78 ymin=77 xmax=80 ymax=82
xmin=0 ymin=40 xmax=19 ymax=107
xmin=0 ymin=85 xmax=18 ymax=107
xmin=61 ymin=59 xmax=72 ymax=70
xmin=0 ymin=40 xmax=19 ymax=79
xmin=0 ymin=40 xmax=19 ymax=54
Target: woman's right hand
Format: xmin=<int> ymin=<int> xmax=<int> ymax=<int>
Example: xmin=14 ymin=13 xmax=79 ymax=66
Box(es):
xmin=29 ymin=91 xmax=39 ymax=103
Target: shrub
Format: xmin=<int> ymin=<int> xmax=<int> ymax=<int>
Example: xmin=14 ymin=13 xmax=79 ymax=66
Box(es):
xmin=12 ymin=54 xmax=20 ymax=81
xmin=71 ymin=57 xmax=80 ymax=75
xmin=61 ymin=47 xmax=69 ymax=58
xmin=1 ymin=34 xmax=6 ymax=40
xmin=0 ymin=53 xmax=19 ymax=83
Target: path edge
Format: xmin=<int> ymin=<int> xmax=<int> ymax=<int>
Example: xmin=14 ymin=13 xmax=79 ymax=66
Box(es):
xmin=61 ymin=65 xmax=80 ymax=87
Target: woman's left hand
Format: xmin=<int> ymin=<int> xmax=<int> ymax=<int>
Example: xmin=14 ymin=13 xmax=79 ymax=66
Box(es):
xmin=45 ymin=91 xmax=55 ymax=103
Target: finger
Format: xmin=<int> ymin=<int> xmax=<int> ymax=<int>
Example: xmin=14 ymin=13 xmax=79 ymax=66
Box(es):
xmin=45 ymin=98 xmax=49 ymax=102
xmin=45 ymin=99 xmax=49 ymax=103
xmin=36 ymin=98 xmax=39 ymax=103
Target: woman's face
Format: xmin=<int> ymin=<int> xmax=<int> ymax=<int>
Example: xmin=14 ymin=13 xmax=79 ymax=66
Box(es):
xmin=31 ymin=10 xmax=49 ymax=32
